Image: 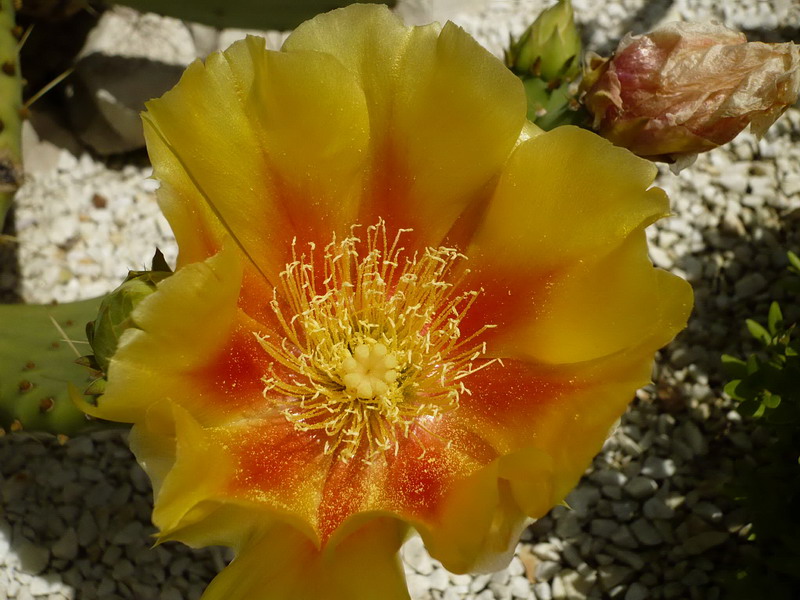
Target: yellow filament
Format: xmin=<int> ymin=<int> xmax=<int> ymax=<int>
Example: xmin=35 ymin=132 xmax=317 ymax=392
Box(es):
xmin=255 ymin=221 xmax=495 ymax=463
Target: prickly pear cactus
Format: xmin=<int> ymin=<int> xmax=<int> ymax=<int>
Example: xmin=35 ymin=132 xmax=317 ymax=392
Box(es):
xmin=0 ymin=0 xmax=23 ymax=228
xmin=0 ymin=297 xmax=106 ymax=437
xmin=111 ymin=0 xmax=394 ymax=31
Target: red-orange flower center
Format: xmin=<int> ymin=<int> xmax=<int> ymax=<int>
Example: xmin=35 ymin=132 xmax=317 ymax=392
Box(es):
xmin=255 ymin=221 xmax=496 ymax=464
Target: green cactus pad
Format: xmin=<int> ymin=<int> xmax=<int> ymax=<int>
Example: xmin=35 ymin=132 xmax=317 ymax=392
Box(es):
xmin=111 ymin=0 xmax=395 ymax=31
xmin=0 ymin=0 xmax=23 ymax=228
xmin=0 ymin=297 xmax=113 ymax=436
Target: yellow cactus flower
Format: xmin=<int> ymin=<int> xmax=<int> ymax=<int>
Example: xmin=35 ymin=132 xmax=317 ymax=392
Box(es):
xmin=84 ymin=5 xmax=692 ymax=599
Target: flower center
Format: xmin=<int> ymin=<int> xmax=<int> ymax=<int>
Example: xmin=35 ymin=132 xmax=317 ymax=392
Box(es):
xmin=340 ymin=342 xmax=399 ymax=399
xmin=255 ymin=221 xmax=494 ymax=464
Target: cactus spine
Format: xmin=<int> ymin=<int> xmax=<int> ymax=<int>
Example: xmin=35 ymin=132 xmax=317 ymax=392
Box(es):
xmin=0 ymin=297 xmax=110 ymax=437
xmin=0 ymin=0 xmax=22 ymax=228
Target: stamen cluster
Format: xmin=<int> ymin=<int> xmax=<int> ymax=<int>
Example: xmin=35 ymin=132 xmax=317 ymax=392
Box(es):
xmin=256 ymin=221 xmax=494 ymax=463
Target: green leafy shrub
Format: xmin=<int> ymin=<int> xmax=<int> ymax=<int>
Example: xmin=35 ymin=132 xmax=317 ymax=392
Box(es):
xmin=723 ymin=251 xmax=800 ymax=599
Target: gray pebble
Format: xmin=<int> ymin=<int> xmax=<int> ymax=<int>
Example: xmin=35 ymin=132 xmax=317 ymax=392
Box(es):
xmin=537 ymin=561 xmax=561 ymax=581
xmin=407 ymin=573 xmax=432 ymax=599
xmin=160 ymin=587 xmax=183 ymax=600
xmin=683 ymin=531 xmax=729 ymax=555
xmin=605 ymin=546 xmax=646 ymax=570
xmin=631 ymin=519 xmax=663 ymax=546
xmin=624 ymin=582 xmax=649 ymax=600
xmin=28 ymin=576 xmax=51 ymax=596
xmin=590 ymin=519 xmax=618 ymax=539
xmin=112 ymin=521 xmax=144 ymax=546
xmin=428 ymin=568 xmax=449 ymax=591
xmin=489 ymin=581 xmax=513 ymax=600
xmin=598 ymin=565 xmax=633 ymax=591
xmin=112 ymin=559 xmax=135 ymax=580
xmin=470 ymin=573 xmax=492 ymax=592
xmin=734 ymin=272 xmax=767 ymax=298
xmin=562 ymin=544 xmax=585 ymax=571
xmin=643 ymin=497 xmax=675 ymax=520
xmin=610 ymin=526 xmax=638 ymax=549
xmin=51 ymin=528 xmax=78 ymax=561
xmin=611 ymin=501 xmax=637 ymax=522
xmin=565 ymin=486 xmax=600 ymax=519
xmin=531 ymin=543 xmax=560 ymax=562
xmin=533 ymin=581 xmax=552 ymax=600
xmin=442 ymin=588 xmax=461 ymax=600
xmin=76 ymin=512 xmax=98 ymax=547
xmin=692 ymin=502 xmax=723 ymax=523
xmin=555 ymin=511 xmax=582 ymax=539
xmin=404 ymin=536 xmax=434 ymax=575
xmin=624 ymin=477 xmax=658 ymax=499
xmin=17 ymin=540 xmax=50 ymax=575
xmin=550 ymin=573 xmax=567 ymax=600
xmin=510 ymin=575 xmax=532 ymax=598
xmin=601 ymin=485 xmax=624 ymax=500
xmin=591 ymin=470 xmax=627 ymax=487
xmin=641 ymin=457 xmax=677 ymax=479
xmin=0 ymin=521 xmax=10 ymax=563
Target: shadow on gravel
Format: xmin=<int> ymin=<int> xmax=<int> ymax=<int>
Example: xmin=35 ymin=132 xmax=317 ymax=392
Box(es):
xmin=0 ymin=432 xmax=226 ymax=600
xmin=0 ymin=206 xmax=22 ymax=303
xmin=739 ymin=25 xmax=799 ymax=44
xmin=589 ymin=0 xmax=675 ymax=55
xmin=652 ymin=158 xmax=800 ymax=593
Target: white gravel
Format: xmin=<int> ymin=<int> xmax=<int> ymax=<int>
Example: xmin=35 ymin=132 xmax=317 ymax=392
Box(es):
xmin=2 ymin=1 xmax=799 ymax=599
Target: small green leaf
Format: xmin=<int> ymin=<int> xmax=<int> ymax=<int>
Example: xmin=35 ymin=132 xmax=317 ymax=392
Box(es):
xmin=763 ymin=393 xmax=781 ymax=409
xmin=787 ymin=250 xmax=800 ymax=273
xmin=746 ymin=354 xmax=761 ymax=375
xmin=724 ymin=379 xmax=743 ymax=400
xmin=721 ymin=354 xmax=748 ymax=378
xmin=768 ymin=302 xmax=784 ymax=336
xmin=747 ymin=319 xmax=771 ymax=344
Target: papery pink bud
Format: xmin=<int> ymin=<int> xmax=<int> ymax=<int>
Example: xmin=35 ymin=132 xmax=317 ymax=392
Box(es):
xmin=581 ymin=21 xmax=800 ymax=163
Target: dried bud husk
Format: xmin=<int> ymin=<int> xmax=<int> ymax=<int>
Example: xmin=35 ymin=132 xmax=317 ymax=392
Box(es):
xmin=581 ymin=21 xmax=800 ymax=163
xmin=85 ymin=250 xmax=172 ymax=375
xmin=506 ymin=0 xmax=582 ymax=82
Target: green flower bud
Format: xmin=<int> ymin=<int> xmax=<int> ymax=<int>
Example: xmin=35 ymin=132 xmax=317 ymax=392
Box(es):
xmin=86 ymin=251 xmax=172 ymax=374
xmin=506 ymin=0 xmax=582 ymax=82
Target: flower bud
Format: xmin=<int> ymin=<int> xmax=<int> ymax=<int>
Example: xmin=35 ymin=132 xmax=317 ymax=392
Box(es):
xmin=86 ymin=252 xmax=171 ymax=374
xmin=581 ymin=21 xmax=800 ymax=163
xmin=506 ymin=0 xmax=581 ymax=82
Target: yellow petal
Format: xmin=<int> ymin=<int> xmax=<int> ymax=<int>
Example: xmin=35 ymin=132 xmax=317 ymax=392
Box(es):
xmin=151 ymin=403 xmax=235 ymax=537
xmin=469 ymin=126 xmax=668 ymax=272
xmin=511 ymin=230 xmax=692 ymax=364
xmin=144 ymin=36 xmax=370 ymax=279
xmin=95 ymin=246 xmax=243 ymax=426
xmin=414 ymin=460 xmax=527 ymax=574
xmin=401 ymin=351 xmax=656 ymax=573
xmin=463 ymin=126 xmax=692 ymax=364
xmin=285 ymin=4 xmax=527 ymax=247
xmin=201 ymin=518 xmax=410 ymax=600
